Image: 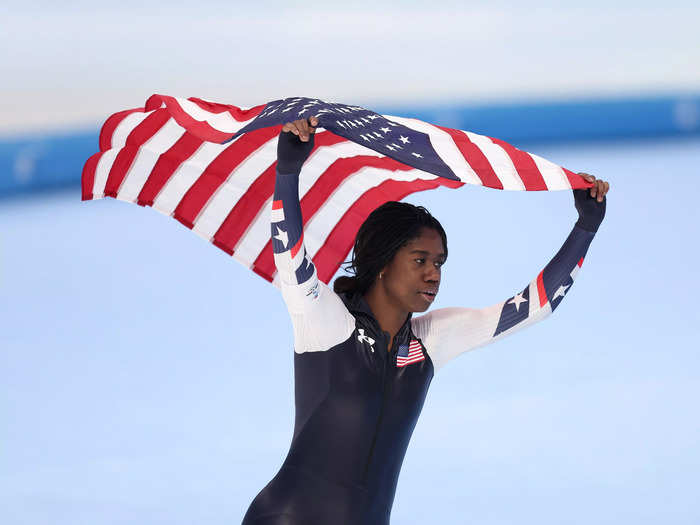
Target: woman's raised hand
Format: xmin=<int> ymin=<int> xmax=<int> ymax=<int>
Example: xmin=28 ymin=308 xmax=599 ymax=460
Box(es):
xmin=573 ymin=172 xmax=608 ymax=233
xmin=282 ymin=117 xmax=319 ymax=142
xmin=578 ymin=172 xmax=610 ymax=203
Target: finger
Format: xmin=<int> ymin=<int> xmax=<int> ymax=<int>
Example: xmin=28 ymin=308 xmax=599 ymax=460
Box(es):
xmin=579 ymin=172 xmax=595 ymax=187
xmin=308 ymin=116 xmax=319 ymax=131
xmin=298 ymin=119 xmax=310 ymax=141
xmin=597 ymin=181 xmax=604 ymax=201
xmin=282 ymin=122 xmax=295 ymax=133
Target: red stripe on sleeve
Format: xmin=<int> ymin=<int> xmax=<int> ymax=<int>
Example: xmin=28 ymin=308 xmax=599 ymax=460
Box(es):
xmin=290 ymin=233 xmax=304 ymax=258
xmin=536 ymin=270 xmax=547 ymax=308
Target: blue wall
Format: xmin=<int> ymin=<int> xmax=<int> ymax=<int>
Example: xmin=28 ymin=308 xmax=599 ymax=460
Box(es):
xmin=1 ymin=94 xmax=698 ymax=199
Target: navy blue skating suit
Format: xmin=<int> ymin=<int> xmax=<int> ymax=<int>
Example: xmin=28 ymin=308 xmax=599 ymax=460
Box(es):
xmin=242 ymin=130 xmax=605 ymax=525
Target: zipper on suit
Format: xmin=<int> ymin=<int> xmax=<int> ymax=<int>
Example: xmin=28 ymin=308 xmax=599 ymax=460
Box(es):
xmin=363 ymin=331 xmax=393 ymax=482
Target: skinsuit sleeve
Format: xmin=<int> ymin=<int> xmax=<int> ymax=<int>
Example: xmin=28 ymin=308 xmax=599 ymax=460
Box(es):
xmin=412 ymin=189 xmax=606 ymax=372
xmin=272 ymin=128 xmax=355 ymax=353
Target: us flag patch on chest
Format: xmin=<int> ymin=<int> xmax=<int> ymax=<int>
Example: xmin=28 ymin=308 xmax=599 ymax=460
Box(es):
xmin=396 ymin=339 xmax=425 ymax=367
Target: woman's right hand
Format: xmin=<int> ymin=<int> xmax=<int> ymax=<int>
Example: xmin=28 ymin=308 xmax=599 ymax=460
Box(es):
xmin=277 ymin=117 xmax=319 ymax=174
xmin=282 ymin=116 xmax=318 ymax=142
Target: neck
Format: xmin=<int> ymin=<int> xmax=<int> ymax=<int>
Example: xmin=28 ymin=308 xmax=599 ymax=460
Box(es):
xmin=362 ymin=284 xmax=409 ymax=347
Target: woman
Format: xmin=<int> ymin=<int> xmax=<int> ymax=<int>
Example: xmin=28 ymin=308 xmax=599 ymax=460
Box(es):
xmin=242 ymin=117 xmax=609 ymax=525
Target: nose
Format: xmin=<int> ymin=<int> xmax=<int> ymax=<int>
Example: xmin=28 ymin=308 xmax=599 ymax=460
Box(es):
xmin=425 ymin=265 xmax=440 ymax=284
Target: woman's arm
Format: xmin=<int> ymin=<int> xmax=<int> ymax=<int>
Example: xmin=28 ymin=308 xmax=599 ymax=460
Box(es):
xmin=272 ymin=118 xmax=355 ymax=353
xmin=412 ymin=176 xmax=608 ymax=372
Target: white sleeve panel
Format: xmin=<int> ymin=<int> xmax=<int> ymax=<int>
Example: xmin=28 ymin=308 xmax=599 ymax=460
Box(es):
xmin=280 ymin=267 xmax=356 ymax=354
xmin=411 ymin=300 xmax=553 ymax=372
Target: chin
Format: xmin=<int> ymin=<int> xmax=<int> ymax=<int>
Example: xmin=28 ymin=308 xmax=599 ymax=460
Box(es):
xmin=411 ymin=301 xmax=432 ymax=313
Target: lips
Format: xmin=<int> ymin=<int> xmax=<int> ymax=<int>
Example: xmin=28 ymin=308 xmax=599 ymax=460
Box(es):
xmin=418 ymin=290 xmax=437 ymax=301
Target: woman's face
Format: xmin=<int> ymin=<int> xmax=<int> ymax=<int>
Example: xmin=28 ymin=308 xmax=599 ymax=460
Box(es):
xmin=380 ymin=227 xmax=446 ymax=313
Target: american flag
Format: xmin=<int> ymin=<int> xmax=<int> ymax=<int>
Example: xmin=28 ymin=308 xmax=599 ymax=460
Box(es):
xmin=397 ymin=339 xmax=425 ymax=367
xmin=82 ymin=94 xmax=591 ymax=286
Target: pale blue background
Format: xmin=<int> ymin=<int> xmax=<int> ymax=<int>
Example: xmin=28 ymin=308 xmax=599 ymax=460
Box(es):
xmin=2 ymin=137 xmax=699 ymax=524
xmin=2 ymin=1 xmax=700 ymax=524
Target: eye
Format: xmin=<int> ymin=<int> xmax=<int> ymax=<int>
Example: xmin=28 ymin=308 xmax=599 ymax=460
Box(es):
xmin=435 ymin=260 xmax=445 ymax=268
xmin=414 ymin=258 xmax=425 ymax=264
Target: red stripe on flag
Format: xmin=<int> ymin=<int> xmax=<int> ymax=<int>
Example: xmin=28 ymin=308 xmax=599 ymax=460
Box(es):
xmin=81 ymin=152 xmax=103 ymax=201
xmin=434 ymin=125 xmax=504 ymax=189
xmin=202 ymin=130 xmax=347 ymax=259
xmin=578 ymin=257 xmax=584 ymax=267
xmin=487 ymin=136 xmax=548 ymax=191
xmin=314 ymin=176 xmax=462 ymax=283
xmin=173 ymin=126 xmax=281 ymax=228
xmin=251 ymin=155 xmax=414 ymax=281
xmin=211 ymin=164 xmax=277 ymax=255
xmin=152 ymin=95 xmax=265 ymax=144
xmin=103 ymin=109 xmax=171 ymax=198
xmin=272 ymin=200 xmax=283 ymax=209
xmin=188 ymin=97 xmax=267 ymax=119
xmin=99 ymin=108 xmax=143 ymax=151
xmin=564 ymin=167 xmax=590 ymax=189
xmin=536 ymin=270 xmax=547 ymax=308
xmin=136 ymin=132 xmax=203 ymax=206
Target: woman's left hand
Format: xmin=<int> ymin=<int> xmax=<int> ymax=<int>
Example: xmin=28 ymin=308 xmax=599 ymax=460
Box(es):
xmin=578 ymin=172 xmax=610 ymax=202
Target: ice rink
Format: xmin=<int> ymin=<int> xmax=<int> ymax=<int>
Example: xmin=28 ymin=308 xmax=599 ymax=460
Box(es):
xmin=2 ymin=136 xmax=699 ymax=524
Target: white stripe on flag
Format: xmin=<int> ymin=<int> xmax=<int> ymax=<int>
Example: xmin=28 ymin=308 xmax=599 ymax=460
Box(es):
xmin=91 ymin=111 xmax=152 ymax=198
xmin=463 ymin=131 xmax=526 ymax=191
xmin=192 ymin=138 xmax=278 ymax=241
xmin=385 ymin=115 xmax=482 ymax=186
xmin=91 ymin=149 xmax=119 ymax=200
xmin=529 ymin=152 xmax=572 ymax=191
xmin=233 ymin=197 xmax=274 ymax=267
xmin=303 ymin=167 xmax=438 ymax=259
xmin=299 ymin=138 xmax=383 ymax=194
xmin=117 ymin=119 xmax=187 ymax=203
xmin=233 ymin=138 xmax=382 ymax=267
xmin=152 ymin=141 xmax=227 ymax=217
xmin=176 ymin=98 xmax=257 ymax=134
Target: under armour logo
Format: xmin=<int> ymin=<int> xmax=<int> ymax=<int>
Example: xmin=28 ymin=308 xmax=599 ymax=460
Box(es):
xmin=357 ymin=328 xmax=375 ymax=353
